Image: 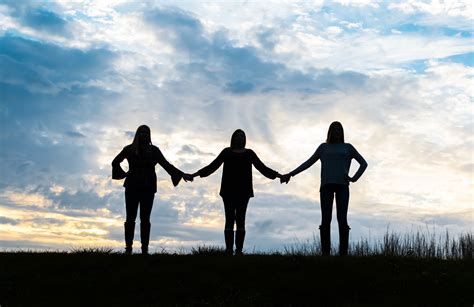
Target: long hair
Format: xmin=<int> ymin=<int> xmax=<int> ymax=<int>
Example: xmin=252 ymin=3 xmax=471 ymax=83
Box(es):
xmin=326 ymin=121 xmax=344 ymax=143
xmin=230 ymin=129 xmax=246 ymax=149
xmin=131 ymin=125 xmax=152 ymax=155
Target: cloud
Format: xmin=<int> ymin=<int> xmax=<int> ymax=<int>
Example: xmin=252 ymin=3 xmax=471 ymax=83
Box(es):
xmin=0 ymin=34 xmax=115 ymax=88
xmin=0 ymin=216 xmax=18 ymax=225
xmin=65 ymin=131 xmax=86 ymax=138
xmin=224 ymin=80 xmax=255 ymax=93
xmin=21 ymin=8 xmax=68 ymax=35
xmin=388 ymin=1 xmax=473 ymax=20
xmin=1 ymin=2 xmax=70 ymax=36
xmin=0 ymin=33 xmax=118 ymax=188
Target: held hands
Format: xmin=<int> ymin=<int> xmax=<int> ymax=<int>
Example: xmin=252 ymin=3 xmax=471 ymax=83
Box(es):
xmin=182 ymin=172 xmax=199 ymax=183
xmin=280 ymin=173 xmax=291 ymax=184
xmin=182 ymin=173 xmax=194 ymax=182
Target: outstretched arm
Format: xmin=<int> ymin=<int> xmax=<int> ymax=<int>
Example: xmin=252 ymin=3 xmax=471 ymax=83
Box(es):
xmin=111 ymin=147 xmax=128 ymax=180
xmin=194 ymin=149 xmax=226 ymax=178
xmin=251 ymin=150 xmax=280 ymax=180
xmin=154 ymin=147 xmax=184 ymax=186
xmin=348 ymin=145 xmax=367 ymax=182
xmin=281 ymin=145 xmax=322 ymax=183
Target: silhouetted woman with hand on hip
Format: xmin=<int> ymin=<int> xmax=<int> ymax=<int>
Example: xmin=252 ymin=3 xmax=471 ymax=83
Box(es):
xmin=192 ymin=129 xmax=281 ymax=255
xmin=281 ymin=121 xmax=367 ymax=256
xmin=112 ymin=125 xmax=192 ymax=255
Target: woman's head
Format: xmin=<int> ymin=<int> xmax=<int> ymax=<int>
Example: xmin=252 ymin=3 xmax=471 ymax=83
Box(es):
xmin=326 ymin=121 xmax=344 ymax=143
xmin=132 ymin=125 xmax=152 ymax=148
xmin=230 ymin=129 xmax=246 ymax=149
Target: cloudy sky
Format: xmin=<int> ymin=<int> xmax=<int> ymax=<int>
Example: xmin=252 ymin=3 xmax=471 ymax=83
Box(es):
xmin=0 ymin=0 xmax=472 ymax=252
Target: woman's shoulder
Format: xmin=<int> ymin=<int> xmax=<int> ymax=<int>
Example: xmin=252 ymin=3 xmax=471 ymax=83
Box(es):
xmin=122 ymin=144 xmax=133 ymax=152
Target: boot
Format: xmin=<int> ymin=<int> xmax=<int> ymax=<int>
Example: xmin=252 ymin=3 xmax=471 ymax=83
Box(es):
xmin=319 ymin=225 xmax=331 ymax=256
xmin=338 ymin=224 xmax=351 ymax=256
xmin=235 ymin=229 xmax=246 ymax=255
xmin=140 ymin=222 xmax=151 ymax=255
xmin=224 ymin=230 xmax=234 ymax=255
xmin=124 ymin=222 xmax=135 ymax=255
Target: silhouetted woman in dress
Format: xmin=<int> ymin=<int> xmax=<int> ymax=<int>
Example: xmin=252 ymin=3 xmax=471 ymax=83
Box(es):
xmin=192 ymin=129 xmax=281 ymax=255
xmin=281 ymin=121 xmax=367 ymax=256
xmin=112 ymin=125 xmax=191 ymax=254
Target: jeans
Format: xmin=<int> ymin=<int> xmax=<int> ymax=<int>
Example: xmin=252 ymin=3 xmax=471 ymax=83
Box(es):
xmin=222 ymin=197 xmax=249 ymax=231
xmin=125 ymin=189 xmax=155 ymax=223
xmin=319 ymin=184 xmax=349 ymax=227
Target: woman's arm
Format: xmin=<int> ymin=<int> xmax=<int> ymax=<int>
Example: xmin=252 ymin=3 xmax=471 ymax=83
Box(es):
xmin=251 ymin=150 xmax=279 ymax=179
xmin=154 ymin=147 xmax=184 ymax=186
xmin=288 ymin=145 xmax=322 ymax=177
xmin=195 ymin=149 xmax=226 ymax=178
xmin=349 ymin=144 xmax=368 ymax=182
xmin=111 ymin=147 xmax=128 ymax=180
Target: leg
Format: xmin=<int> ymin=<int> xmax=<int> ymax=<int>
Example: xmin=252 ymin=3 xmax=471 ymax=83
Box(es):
xmin=223 ymin=198 xmax=237 ymax=254
xmin=124 ymin=189 xmax=139 ymax=254
xmin=319 ymin=184 xmax=335 ymax=256
xmin=336 ymin=185 xmax=350 ymax=256
xmin=139 ymin=190 xmax=155 ymax=255
xmin=235 ymin=198 xmax=249 ymax=255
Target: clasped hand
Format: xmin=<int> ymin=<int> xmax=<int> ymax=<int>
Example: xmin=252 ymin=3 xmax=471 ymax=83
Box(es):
xmin=182 ymin=173 xmax=194 ymax=182
xmin=279 ymin=173 xmax=291 ymax=184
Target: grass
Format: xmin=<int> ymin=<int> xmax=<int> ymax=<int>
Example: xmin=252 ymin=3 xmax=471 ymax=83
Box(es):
xmin=280 ymin=230 xmax=473 ymax=260
xmin=0 ymin=231 xmax=472 ymax=306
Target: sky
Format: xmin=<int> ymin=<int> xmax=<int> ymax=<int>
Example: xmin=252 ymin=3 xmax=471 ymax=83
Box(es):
xmin=0 ymin=0 xmax=472 ymax=252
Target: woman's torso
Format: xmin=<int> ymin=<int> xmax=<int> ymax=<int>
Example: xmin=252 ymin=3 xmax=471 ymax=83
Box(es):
xmin=220 ymin=148 xmax=255 ymax=199
xmin=319 ymin=143 xmax=353 ymax=187
xmin=124 ymin=145 xmax=158 ymax=191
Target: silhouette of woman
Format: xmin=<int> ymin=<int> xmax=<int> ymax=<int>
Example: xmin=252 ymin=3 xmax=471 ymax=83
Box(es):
xmin=281 ymin=121 xmax=367 ymax=256
xmin=192 ymin=129 xmax=281 ymax=255
xmin=112 ymin=125 xmax=192 ymax=255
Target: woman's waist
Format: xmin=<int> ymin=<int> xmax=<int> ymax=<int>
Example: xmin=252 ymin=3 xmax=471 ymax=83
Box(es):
xmin=128 ymin=167 xmax=155 ymax=173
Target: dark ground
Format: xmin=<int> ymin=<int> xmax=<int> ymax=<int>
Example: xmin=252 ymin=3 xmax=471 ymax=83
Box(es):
xmin=0 ymin=252 xmax=472 ymax=306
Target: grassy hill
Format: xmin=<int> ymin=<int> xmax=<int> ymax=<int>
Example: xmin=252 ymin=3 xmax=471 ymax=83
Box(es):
xmin=1 ymin=249 xmax=472 ymax=306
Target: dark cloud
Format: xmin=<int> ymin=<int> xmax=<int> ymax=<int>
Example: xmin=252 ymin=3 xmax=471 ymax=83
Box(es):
xmin=2 ymin=1 xmax=70 ymax=36
xmin=27 ymin=217 xmax=64 ymax=225
xmin=0 ymin=34 xmax=115 ymax=86
xmin=0 ymin=216 xmax=19 ymax=225
xmin=21 ymin=8 xmax=68 ymax=35
xmin=253 ymin=219 xmax=274 ymax=233
xmin=0 ymin=33 xmax=117 ymax=187
xmin=65 ymin=131 xmax=86 ymax=138
xmin=225 ymin=80 xmax=254 ymax=93
xmin=144 ymin=7 xmax=368 ymax=96
xmin=144 ymin=7 xmax=206 ymax=52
